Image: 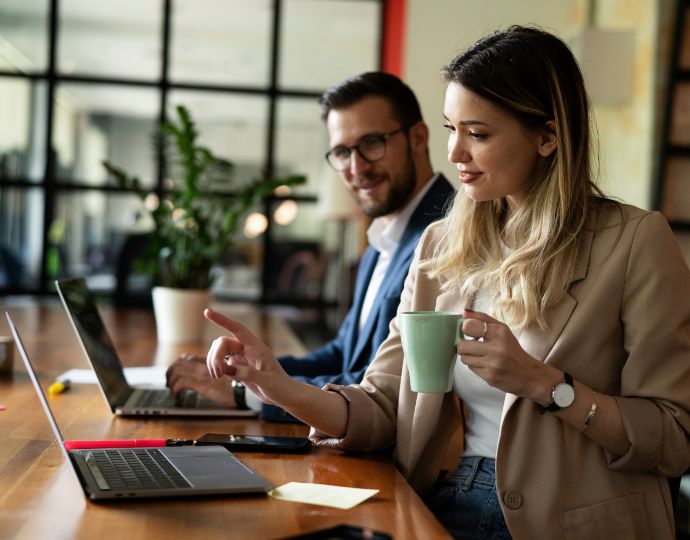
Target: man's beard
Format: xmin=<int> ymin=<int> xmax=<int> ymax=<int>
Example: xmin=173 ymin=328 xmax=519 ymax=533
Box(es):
xmin=357 ymin=148 xmax=417 ymax=218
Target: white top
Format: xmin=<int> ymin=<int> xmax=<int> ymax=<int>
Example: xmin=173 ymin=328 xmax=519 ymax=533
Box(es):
xmin=453 ymin=246 xmax=514 ymax=458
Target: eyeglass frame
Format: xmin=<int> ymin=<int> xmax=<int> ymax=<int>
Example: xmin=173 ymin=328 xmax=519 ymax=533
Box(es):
xmin=324 ymin=123 xmax=414 ymax=172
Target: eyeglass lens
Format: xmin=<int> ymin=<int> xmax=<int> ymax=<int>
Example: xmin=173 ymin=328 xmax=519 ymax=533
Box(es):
xmin=327 ymin=133 xmax=389 ymax=171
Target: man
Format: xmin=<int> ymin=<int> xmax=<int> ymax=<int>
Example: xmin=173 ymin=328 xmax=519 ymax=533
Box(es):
xmin=166 ymin=71 xmax=455 ymax=421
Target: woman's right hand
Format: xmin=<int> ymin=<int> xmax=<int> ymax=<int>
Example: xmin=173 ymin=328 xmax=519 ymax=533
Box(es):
xmin=204 ymin=308 xmax=293 ymax=407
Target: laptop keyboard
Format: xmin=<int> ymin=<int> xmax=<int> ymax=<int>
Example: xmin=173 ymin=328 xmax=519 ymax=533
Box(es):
xmin=176 ymin=389 xmax=200 ymax=407
xmin=134 ymin=388 xmax=199 ymax=408
xmin=84 ymin=448 xmax=192 ymax=491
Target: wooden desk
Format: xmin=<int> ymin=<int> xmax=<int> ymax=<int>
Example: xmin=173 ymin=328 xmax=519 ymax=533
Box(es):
xmin=0 ymin=302 xmax=449 ymax=540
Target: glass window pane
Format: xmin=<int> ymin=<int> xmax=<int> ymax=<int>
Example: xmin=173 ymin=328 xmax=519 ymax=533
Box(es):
xmin=0 ymin=77 xmax=47 ymax=182
xmin=53 ymin=83 xmax=159 ymax=187
xmin=661 ymin=157 xmax=690 ymax=222
xmin=280 ymin=0 xmax=380 ymax=91
xmin=170 ymin=0 xmax=272 ymax=87
xmin=0 ymin=0 xmax=48 ymax=73
xmin=212 ymin=236 xmax=263 ymax=302
xmin=275 ymin=96 xmax=326 ymax=195
xmin=267 ymin=199 xmax=334 ymax=302
xmin=168 ymin=90 xmax=269 ymax=191
xmin=51 ymin=191 xmax=153 ymax=293
xmin=0 ymin=187 xmax=44 ymax=290
xmin=58 ymin=0 xmax=162 ymax=79
xmin=272 ymin=199 xmax=325 ymax=243
xmin=210 ymin=202 xmax=265 ymax=301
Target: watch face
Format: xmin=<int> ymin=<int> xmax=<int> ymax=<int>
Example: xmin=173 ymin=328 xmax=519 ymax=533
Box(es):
xmin=553 ymin=383 xmax=575 ymax=408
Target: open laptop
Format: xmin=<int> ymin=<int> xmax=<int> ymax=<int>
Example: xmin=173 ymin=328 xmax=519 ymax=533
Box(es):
xmin=55 ymin=277 xmax=256 ymax=417
xmin=6 ymin=313 xmax=272 ymax=500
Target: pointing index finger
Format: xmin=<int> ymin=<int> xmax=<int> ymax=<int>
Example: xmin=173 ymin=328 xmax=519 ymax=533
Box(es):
xmin=204 ymin=308 xmax=254 ymax=341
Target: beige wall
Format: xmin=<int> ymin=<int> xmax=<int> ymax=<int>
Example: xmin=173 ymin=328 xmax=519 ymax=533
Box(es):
xmin=403 ymin=0 xmax=660 ymax=209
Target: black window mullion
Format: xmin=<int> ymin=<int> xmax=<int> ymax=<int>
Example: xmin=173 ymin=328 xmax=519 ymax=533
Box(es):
xmin=158 ymin=0 xmax=172 ymax=200
xmin=260 ymin=0 xmax=283 ymax=304
xmin=39 ymin=0 xmax=60 ymax=294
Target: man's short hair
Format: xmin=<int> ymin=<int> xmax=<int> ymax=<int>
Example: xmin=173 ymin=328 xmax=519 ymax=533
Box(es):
xmin=319 ymin=71 xmax=423 ymax=126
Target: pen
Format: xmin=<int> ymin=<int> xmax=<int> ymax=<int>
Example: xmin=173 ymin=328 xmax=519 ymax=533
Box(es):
xmin=48 ymin=378 xmax=71 ymax=396
xmin=64 ymin=439 xmax=197 ymax=451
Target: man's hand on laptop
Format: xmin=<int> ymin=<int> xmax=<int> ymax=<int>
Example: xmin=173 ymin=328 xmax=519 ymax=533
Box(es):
xmin=166 ymin=353 xmax=235 ymax=407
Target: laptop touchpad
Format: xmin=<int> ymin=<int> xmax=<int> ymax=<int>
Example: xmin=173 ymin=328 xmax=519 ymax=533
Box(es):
xmin=170 ymin=454 xmax=269 ymax=491
xmin=172 ymin=456 xmax=250 ymax=477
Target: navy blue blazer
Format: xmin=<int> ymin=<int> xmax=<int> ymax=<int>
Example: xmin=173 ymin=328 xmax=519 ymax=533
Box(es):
xmin=261 ymin=174 xmax=455 ymax=422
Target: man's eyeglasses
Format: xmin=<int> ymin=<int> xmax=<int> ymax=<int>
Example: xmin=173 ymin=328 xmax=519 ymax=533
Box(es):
xmin=325 ymin=124 xmax=412 ymax=172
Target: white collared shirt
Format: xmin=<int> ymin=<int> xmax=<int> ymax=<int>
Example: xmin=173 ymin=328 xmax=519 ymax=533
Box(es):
xmin=358 ymin=174 xmax=440 ymax=330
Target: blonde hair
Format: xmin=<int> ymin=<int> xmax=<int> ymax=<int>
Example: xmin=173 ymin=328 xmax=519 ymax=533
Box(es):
xmin=427 ymin=26 xmax=603 ymax=329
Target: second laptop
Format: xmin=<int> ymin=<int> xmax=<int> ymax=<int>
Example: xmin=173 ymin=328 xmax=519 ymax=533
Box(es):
xmin=55 ymin=277 xmax=256 ymax=418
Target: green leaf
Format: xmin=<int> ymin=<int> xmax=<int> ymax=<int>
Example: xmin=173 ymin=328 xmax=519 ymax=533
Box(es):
xmin=101 ymin=105 xmax=307 ymax=290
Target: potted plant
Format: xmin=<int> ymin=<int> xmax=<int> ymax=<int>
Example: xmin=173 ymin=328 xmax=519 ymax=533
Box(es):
xmin=103 ymin=105 xmax=305 ymax=343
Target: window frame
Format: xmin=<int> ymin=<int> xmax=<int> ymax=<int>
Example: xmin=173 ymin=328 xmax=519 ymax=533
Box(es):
xmin=0 ymin=0 xmax=384 ymax=304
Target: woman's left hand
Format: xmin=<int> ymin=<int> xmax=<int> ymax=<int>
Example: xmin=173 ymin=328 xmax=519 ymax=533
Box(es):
xmin=458 ymin=309 xmax=556 ymax=403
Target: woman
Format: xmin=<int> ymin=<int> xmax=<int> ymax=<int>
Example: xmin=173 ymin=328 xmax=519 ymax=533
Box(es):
xmin=205 ymin=26 xmax=690 ymax=539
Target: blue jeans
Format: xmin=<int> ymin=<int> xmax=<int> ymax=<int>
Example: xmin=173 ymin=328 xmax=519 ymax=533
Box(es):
xmin=424 ymin=456 xmax=512 ymax=540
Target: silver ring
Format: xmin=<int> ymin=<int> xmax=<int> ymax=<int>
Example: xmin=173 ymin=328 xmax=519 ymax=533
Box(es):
xmin=481 ymin=321 xmax=489 ymax=339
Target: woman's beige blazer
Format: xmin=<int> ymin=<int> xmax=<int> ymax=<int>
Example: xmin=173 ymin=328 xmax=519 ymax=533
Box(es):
xmin=312 ymin=202 xmax=690 ymax=539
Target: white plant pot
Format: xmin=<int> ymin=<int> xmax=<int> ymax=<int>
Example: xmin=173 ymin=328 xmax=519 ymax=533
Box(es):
xmin=151 ymin=287 xmax=211 ymax=344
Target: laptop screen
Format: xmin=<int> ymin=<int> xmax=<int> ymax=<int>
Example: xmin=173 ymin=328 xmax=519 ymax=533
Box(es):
xmin=6 ymin=313 xmax=71 ymax=462
xmin=56 ymin=278 xmax=130 ymax=408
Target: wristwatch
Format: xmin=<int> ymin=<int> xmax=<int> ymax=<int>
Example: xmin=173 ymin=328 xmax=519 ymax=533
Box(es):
xmin=231 ymin=380 xmax=248 ymax=410
xmin=542 ymin=372 xmax=575 ymax=412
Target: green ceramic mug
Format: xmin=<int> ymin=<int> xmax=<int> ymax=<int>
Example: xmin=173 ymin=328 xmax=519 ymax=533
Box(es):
xmin=400 ymin=311 xmax=464 ymax=393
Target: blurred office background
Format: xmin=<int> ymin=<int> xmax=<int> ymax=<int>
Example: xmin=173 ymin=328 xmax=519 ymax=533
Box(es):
xmin=0 ymin=0 xmax=687 ymax=336
xmin=0 ymin=0 xmax=383 ymax=332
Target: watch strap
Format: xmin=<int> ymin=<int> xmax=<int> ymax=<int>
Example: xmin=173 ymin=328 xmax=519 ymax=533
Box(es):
xmin=542 ymin=371 xmax=573 ymax=413
xmin=231 ymin=380 xmax=248 ymax=410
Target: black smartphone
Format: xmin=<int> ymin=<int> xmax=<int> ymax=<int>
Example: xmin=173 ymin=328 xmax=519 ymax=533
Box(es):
xmin=280 ymin=524 xmax=393 ymax=539
xmin=196 ymin=433 xmax=311 ymax=453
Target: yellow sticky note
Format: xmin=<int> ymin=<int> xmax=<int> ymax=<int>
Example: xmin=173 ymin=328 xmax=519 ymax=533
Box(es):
xmin=268 ymin=482 xmax=379 ymax=510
